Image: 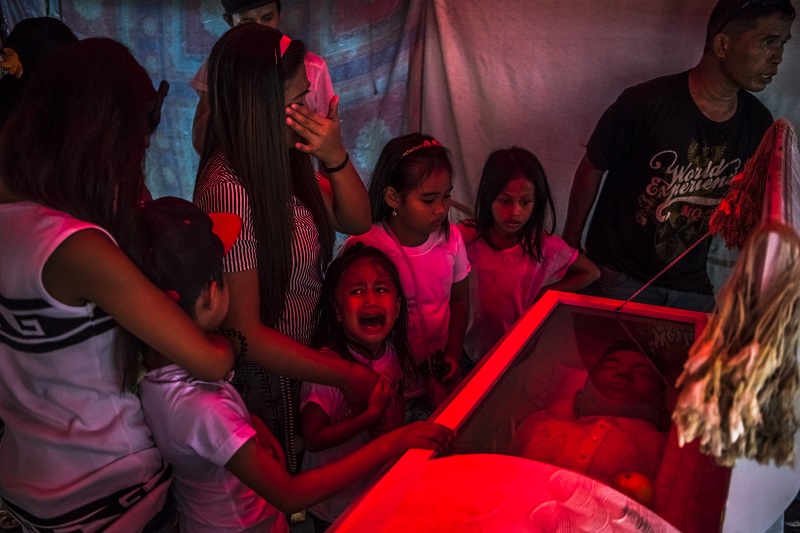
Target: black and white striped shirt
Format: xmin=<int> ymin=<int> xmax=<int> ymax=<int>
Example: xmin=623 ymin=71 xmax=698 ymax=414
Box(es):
xmin=196 ymin=153 xmax=323 ymax=344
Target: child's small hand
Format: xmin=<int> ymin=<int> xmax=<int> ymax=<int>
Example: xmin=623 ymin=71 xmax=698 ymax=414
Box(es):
xmin=342 ymin=362 xmax=379 ymax=415
xmin=425 ymin=353 xmax=460 ymax=409
xmin=384 ymin=421 xmax=455 ymax=456
xmin=440 ymin=352 xmax=461 ymax=383
xmin=365 ymin=378 xmax=392 ymax=419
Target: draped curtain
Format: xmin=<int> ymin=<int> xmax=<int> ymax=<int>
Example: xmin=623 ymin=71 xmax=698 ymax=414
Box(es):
xmin=3 ymin=0 xmax=799 ymax=223
xmin=2 ymin=0 xmax=426 ymax=199
xmin=422 ymin=0 xmax=800 ymax=223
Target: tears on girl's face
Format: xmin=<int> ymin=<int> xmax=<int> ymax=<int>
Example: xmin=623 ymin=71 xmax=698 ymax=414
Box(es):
xmin=490 ymin=175 xmax=535 ymax=243
xmin=334 ymin=258 xmax=401 ymax=358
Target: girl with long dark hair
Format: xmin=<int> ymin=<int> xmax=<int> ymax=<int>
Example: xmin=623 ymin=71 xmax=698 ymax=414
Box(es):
xmin=0 ymin=38 xmax=232 ymax=532
xmin=194 ymin=23 xmax=374 ymax=472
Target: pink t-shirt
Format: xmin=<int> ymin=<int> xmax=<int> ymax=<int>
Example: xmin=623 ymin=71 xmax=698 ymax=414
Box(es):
xmin=347 ymin=223 xmax=471 ymax=366
xmin=347 ymin=223 xmax=470 ymax=398
xmin=191 ymin=46 xmax=335 ymax=117
xmin=459 ymin=224 xmax=577 ymax=362
xmin=300 ymin=345 xmax=403 ymax=522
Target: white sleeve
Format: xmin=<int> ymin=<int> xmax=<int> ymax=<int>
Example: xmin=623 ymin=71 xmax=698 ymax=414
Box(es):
xmin=451 ymin=224 xmax=471 ymax=282
xmin=177 ymin=387 xmax=257 ymax=467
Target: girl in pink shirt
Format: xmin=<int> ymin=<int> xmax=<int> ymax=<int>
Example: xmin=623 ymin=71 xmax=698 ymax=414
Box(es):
xmin=458 ymin=147 xmax=600 ymax=365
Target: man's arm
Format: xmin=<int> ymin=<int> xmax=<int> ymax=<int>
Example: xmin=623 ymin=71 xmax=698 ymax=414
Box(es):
xmin=562 ymin=154 xmax=605 ymax=249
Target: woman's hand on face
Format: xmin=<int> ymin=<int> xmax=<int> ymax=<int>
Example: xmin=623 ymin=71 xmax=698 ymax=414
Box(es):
xmin=285 ymin=95 xmax=347 ymax=169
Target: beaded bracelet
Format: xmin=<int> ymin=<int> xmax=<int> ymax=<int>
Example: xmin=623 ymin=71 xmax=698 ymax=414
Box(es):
xmin=323 ymin=152 xmax=349 ymax=174
xmin=216 ymin=328 xmax=248 ymax=365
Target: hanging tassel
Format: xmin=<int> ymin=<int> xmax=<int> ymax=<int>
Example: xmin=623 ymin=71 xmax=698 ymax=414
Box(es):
xmin=673 ymin=223 xmax=800 ymax=466
xmin=708 ymin=125 xmax=775 ymax=250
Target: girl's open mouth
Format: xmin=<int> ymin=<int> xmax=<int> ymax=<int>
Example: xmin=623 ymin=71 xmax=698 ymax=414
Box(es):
xmin=359 ymin=314 xmax=386 ymax=328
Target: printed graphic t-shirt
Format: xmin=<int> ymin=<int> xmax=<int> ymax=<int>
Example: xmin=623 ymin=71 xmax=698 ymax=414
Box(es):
xmin=584 ymin=71 xmax=772 ymax=294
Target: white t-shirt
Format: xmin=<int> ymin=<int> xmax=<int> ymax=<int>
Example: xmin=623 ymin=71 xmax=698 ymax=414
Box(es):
xmin=0 ymin=202 xmax=165 ymax=531
xmin=300 ymin=344 xmax=403 ymax=523
xmin=191 ymin=48 xmax=335 ymax=117
xmin=139 ymin=365 xmax=288 ymax=533
xmin=346 ymin=222 xmax=471 ymax=367
xmin=459 ymin=224 xmax=577 ymax=362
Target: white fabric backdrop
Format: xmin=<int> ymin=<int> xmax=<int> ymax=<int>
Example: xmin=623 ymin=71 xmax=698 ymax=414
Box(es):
xmin=422 ymin=0 xmax=800 ymax=230
xmin=421 ymin=4 xmax=800 ymax=530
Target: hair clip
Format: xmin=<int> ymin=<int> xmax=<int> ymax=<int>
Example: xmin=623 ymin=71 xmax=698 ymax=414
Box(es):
xmin=0 ymin=48 xmax=23 ymax=78
xmin=280 ymin=35 xmax=291 ymax=57
xmin=401 ymin=138 xmax=443 ymax=158
xmin=272 ymin=35 xmax=292 ymax=66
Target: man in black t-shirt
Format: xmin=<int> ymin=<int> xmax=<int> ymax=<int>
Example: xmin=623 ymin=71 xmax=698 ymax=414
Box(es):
xmin=563 ymin=0 xmax=795 ymax=312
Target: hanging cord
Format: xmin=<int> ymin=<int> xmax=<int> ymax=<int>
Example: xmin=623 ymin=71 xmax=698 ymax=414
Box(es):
xmin=612 ymin=315 xmax=676 ymax=391
xmin=616 ymin=231 xmax=712 ymax=312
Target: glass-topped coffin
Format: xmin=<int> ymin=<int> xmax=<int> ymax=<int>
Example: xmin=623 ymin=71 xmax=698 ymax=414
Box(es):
xmin=335 ymin=119 xmax=800 ymax=533
xmin=333 ymin=292 xmax=729 ymax=533
xmin=452 ymin=299 xmax=693 ymax=466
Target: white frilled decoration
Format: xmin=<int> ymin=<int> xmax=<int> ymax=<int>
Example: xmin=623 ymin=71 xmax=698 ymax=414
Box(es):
xmin=674 ymin=119 xmax=800 ymax=467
